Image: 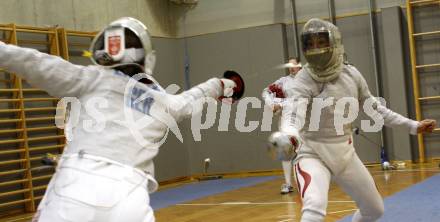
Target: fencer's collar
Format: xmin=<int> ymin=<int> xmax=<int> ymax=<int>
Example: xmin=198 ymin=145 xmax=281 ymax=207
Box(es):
xmin=306 ymin=65 xmax=341 ymax=82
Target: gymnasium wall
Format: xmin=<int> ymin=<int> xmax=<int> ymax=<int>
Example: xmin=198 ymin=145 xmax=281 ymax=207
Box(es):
xmin=0 ymin=0 xmax=407 ymax=38
xmin=171 ymin=0 xmax=406 ymax=37
xmin=150 ymin=38 xmax=191 ymax=181
xmin=182 ymin=24 xmax=288 ymax=175
xmin=0 ymin=0 xmax=177 ymax=37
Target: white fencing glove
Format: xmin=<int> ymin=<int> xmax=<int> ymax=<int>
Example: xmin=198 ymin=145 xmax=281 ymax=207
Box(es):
xmin=267 ymin=131 xmax=299 ymax=161
xmin=220 ymin=78 xmax=236 ymax=98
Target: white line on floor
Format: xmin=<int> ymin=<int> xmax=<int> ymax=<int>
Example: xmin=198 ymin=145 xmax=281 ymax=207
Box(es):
xmin=277 ymin=218 xmax=294 ymax=222
xmin=328 ymin=208 xmax=358 ymax=214
xmin=328 ymin=200 xmax=356 ymax=203
xmin=177 ymin=201 xmax=296 ymax=206
xmin=177 ymin=200 xmax=354 ymax=206
xmin=370 ymin=168 xmax=440 ymax=174
xmin=277 ymin=214 xmax=295 ymax=218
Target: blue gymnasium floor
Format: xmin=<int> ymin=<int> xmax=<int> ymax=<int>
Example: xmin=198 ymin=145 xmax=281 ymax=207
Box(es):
xmin=151 ymin=173 xmax=440 ymax=221
xmin=150 ymin=176 xmax=279 ymax=210
xmin=339 ymin=173 xmax=440 ymax=222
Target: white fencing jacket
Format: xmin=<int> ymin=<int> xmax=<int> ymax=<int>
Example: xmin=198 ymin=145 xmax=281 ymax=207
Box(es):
xmin=280 ymin=64 xmax=418 ymax=142
xmin=279 ymin=64 xmax=419 ymax=174
xmin=0 ymin=42 xmax=223 ymax=191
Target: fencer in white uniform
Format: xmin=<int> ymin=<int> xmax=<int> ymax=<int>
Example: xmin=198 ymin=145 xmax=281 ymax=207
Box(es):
xmin=270 ymin=18 xmax=436 ymax=222
xmin=0 ymin=17 xmax=240 ymax=222
xmin=262 ymin=58 xmax=301 ymax=194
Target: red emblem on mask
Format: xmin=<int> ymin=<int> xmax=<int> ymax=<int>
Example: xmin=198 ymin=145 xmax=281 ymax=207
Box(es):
xmin=108 ymin=36 xmax=121 ymax=56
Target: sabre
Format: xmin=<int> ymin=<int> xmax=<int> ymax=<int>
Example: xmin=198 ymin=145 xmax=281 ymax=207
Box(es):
xmin=245 ymin=62 xmax=303 ymax=79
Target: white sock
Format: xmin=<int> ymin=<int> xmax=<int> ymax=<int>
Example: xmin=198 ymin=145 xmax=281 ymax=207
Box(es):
xmin=282 ymin=160 xmax=293 ymax=186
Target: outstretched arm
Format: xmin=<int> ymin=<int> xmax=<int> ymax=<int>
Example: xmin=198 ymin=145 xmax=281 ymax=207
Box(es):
xmin=155 ymin=78 xmax=236 ymax=122
xmin=355 ymin=66 xmax=436 ymax=134
xmin=0 ymin=42 xmax=98 ymax=98
xmin=267 ymin=78 xmax=311 ymax=159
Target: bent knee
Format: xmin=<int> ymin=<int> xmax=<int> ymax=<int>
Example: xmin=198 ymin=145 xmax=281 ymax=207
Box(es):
xmin=360 ymin=201 xmax=384 ymax=221
xmin=371 ymin=203 xmax=384 ymax=219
